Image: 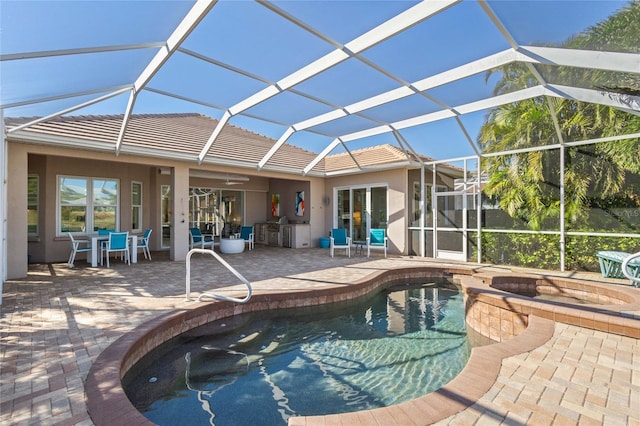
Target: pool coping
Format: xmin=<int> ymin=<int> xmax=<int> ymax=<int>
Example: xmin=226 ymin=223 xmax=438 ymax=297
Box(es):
xmin=84 ymin=265 xmax=640 ymax=426
xmin=466 ymin=272 xmax=640 ymax=340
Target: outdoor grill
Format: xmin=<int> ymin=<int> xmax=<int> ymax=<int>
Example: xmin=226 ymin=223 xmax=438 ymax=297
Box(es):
xmin=266 ymin=216 xmax=287 ymax=246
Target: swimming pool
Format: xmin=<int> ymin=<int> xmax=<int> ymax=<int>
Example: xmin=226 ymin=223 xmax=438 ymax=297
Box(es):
xmin=123 ymin=283 xmax=471 ymax=425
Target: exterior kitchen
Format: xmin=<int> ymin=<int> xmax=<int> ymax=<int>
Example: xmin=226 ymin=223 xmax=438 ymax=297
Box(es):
xmin=188 ymin=175 xmax=315 ymax=250
xmin=254 ymin=179 xmax=312 ymax=249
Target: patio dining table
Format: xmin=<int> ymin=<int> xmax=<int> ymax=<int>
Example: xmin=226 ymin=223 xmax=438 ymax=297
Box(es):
xmin=90 ymin=234 xmax=138 ymax=267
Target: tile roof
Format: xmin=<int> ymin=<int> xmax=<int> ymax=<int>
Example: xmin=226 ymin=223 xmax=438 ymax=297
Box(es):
xmin=5 ymin=113 xmax=452 ymax=175
xmin=6 ymin=113 xmax=325 ymax=173
xmin=325 ymin=144 xmax=418 ymax=172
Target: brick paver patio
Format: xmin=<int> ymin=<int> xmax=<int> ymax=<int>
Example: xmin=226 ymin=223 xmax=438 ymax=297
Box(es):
xmin=1 ymin=247 xmax=638 ymax=425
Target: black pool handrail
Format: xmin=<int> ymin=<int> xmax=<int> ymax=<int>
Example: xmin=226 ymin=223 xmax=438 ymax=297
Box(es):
xmin=621 ymin=251 xmax=640 ymax=287
xmin=185 ymin=248 xmax=253 ymax=303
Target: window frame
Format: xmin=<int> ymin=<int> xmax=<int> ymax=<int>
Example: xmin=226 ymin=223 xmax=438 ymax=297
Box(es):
xmin=28 ymin=174 xmax=39 ymax=237
xmin=57 ymin=175 xmax=120 ymax=237
xmin=131 ymin=181 xmax=143 ymax=233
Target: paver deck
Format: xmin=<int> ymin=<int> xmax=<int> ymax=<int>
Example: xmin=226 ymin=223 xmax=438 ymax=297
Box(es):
xmin=1 ymin=246 xmax=639 ymax=425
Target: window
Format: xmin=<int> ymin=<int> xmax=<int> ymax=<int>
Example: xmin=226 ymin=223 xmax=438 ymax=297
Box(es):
xmin=58 ymin=176 xmax=118 ymax=235
xmin=28 ymin=175 xmax=39 ymax=236
xmin=370 ymin=186 xmax=387 ymax=229
xmin=161 ymin=185 xmax=171 ymax=248
xmin=131 ymin=181 xmax=142 ymax=232
xmin=92 ymin=179 xmax=118 ymax=231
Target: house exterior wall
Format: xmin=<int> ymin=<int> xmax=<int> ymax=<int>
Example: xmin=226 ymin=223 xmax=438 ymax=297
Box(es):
xmin=266 ymin=178 xmax=311 ymax=223
xmin=265 ymin=177 xmax=325 ymax=246
xmin=324 ymin=168 xmax=408 ymax=255
xmin=8 ymin=141 xmax=342 ymax=276
xmin=7 ymin=143 xmax=28 ymax=279
xmin=244 ymin=191 xmax=268 ymax=229
xmin=171 ymin=165 xmax=189 ymax=261
xmin=6 ymin=138 xmax=448 ymax=278
xmin=36 ymin=154 xmax=153 ymax=264
xmin=309 ymin=177 xmax=328 ymax=247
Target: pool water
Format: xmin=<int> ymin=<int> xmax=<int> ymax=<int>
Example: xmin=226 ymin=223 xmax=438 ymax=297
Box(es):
xmin=123 ymin=283 xmax=471 ymax=426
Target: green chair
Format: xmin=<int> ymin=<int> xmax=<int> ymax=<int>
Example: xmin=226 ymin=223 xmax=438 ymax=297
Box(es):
xmin=330 ymin=228 xmax=351 ymax=258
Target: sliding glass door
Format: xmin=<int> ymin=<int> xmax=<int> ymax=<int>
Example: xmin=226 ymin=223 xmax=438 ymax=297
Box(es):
xmin=189 ymin=187 xmax=244 ymax=237
xmin=335 ymin=186 xmax=387 ymax=242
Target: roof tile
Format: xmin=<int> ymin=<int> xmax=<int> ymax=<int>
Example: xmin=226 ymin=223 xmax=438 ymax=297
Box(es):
xmin=5 ymin=113 xmax=444 ymax=174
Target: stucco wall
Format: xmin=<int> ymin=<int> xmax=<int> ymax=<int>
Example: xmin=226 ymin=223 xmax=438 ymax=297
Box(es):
xmin=9 ymin=142 xmax=336 ymax=274
xmin=36 ymin=154 xmax=155 ymax=263
xmin=7 ymin=144 xmax=28 ymax=279
xmin=266 ymin=177 xmax=330 ymax=247
xmin=324 ymin=168 xmax=408 ymax=255
xmin=8 ymin=140 xmax=427 ymax=275
xmin=266 ymin=178 xmax=311 ymax=223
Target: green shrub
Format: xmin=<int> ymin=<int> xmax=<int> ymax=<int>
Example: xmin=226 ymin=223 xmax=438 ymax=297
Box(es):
xmin=471 ymin=232 xmax=640 ymax=272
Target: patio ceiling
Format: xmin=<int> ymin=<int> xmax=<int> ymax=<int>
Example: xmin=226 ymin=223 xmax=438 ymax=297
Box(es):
xmin=1 ymin=0 xmax=639 ymax=173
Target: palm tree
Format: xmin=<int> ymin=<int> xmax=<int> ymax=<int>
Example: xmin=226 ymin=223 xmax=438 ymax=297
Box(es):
xmin=479 ymin=1 xmax=640 ymax=230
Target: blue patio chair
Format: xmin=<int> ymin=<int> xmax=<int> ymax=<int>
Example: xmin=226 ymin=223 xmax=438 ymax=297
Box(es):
xmin=330 ymin=228 xmax=351 ymax=258
xmin=104 ymin=232 xmax=130 ymax=267
xmin=367 ymin=228 xmax=388 ymax=258
xmin=239 ymin=226 xmax=254 ymax=251
xmin=67 ymin=232 xmax=92 ymax=268
xmin=135 ymin=228 xmax=153 ymax=260
xmin=189 ymin=227 xmax=216 ymax=250
xmin=98 ymin=229 xmax=115 ymax=263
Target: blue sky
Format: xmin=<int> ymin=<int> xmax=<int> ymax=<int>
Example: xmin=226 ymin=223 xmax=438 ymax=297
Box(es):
xmin=0 ymin=0 xmax=628 ymax=160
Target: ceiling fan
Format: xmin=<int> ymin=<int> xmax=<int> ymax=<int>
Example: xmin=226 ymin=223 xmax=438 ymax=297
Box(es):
xmin=221 ymin=174 xmax=248 ymax=186
xmin=223 ymin=178 xmax=243 ymax=186
xmin=188 ymin=170 xmax=250 ymax=185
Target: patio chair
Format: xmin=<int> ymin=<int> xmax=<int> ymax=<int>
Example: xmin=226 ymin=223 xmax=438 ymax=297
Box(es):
xmin=67 ymin=232 xmax=92 ymax=268
xmin=136 ymin=228 xmax=153 ymax=260
xmin=596 ymin=250 xmax=640 ymax=284
xmin=189 ymin=227 xmax=216 ymax=250
xmin=330 ymin=228 xmax=351 ymax=258
xmin=367 ymin=228 xmax=388 ymax=258
xmin=98 ymin=229 xmax=115 ymax=264
xmin=104 ymin=232 xmax=130 ymax=267
xmin=239 ymin=226 xmax=254 ymax=251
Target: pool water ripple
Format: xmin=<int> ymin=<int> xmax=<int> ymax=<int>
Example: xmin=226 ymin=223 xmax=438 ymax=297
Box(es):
xmin=124 ymin=284 xmax=472 ymax=426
